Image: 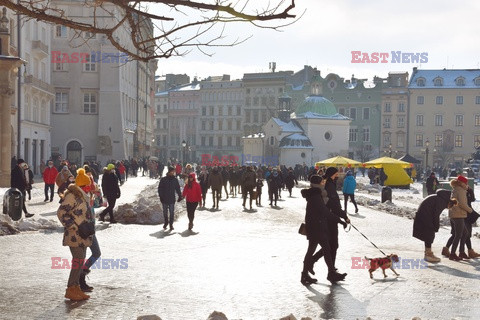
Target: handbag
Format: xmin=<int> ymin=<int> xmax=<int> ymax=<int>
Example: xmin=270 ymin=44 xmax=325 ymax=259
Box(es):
xmin=298 ymin=222 xmax=307 ymax=236
xmin=466 ymin=210 xmax=480 ymax=224
xmin=76 ymin=220 xmax=95 ymax=239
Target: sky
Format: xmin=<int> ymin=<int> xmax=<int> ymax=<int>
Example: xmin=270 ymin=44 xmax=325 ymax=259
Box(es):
xmin=152 ymin=0 xmax=480 ymax=82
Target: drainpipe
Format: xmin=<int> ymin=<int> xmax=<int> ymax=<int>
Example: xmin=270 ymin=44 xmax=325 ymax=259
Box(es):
xmin=17 ymin=3 xmax=21 ymax=158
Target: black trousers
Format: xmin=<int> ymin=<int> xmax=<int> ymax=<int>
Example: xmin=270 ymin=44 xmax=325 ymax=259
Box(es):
xmin=45 ymin=183 xmax=55 ymax=200
xmin=312 ymin=224 xmax=339 ymax=267
xmin=102 ymin=196 xmax=117 ymax=220
xmin=186 ymin=202 xmax=198 ymax=223
xmin=343 ymin=193 xmax=358 ymax=211
xmin=303 ymin=237 xmax=335 ymax=273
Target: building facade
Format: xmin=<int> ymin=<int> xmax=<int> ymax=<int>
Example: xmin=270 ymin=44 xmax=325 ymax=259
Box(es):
xmin=408 ymin=68 xmax=480 ymax=169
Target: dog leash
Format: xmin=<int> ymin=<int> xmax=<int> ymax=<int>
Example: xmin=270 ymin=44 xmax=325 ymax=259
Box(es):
xmin=348 ymin=223 xmax=387 ymax=256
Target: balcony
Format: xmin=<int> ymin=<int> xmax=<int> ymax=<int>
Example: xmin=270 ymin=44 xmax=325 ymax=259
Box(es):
xmin=24 ymin=75 xmax=55 ymax=95
xmin=32 ymin=40 xmax=49 ymax=58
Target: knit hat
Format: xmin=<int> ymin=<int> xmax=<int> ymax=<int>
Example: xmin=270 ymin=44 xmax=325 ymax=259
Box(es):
xmin=310 ymin=174 xmax=323 ymax=188
xmin=324 ymin=167 xmax=338 ymax=179
xmin=346 ymin=170 xmax=353 ymax=176
xmin=107 ymin=163 xmax=115 ymax=171
xmin=75 ymin=168 xmax=91 ymax=187
xmin=457 ymin=175 xmax=468 ymax=185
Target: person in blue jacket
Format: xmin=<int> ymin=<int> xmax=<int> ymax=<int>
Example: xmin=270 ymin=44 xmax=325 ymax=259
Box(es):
xmin=342 ymin=170 xmax=359 ymax=214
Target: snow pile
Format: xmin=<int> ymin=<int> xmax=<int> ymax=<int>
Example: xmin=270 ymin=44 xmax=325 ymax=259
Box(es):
xmin=115 ymin=185 xmax=183 ymax=225
xmin=0 ymin=214 xmax=59 ymax=236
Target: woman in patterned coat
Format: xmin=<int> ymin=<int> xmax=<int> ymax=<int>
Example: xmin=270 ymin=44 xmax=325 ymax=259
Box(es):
xmin=57 ymin=168 xmax=94 ymax=301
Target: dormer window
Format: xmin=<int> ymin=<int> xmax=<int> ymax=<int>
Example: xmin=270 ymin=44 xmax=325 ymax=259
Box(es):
xmin=456 ymin=77 xmax=465 ymax=86
xmin=475 ymin=77 xmax=480 ymax=86
xmin=416 ymin=78 xmax=425 ymax=86
xmin=434 ymin=77 xmax=443 ymax=86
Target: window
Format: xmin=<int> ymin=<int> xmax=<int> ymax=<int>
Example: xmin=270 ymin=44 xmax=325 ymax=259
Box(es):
xmin=55 ymin=25 xmax=67 ymax=38
xmin=201 ymin=137 xmax=205 ymax=146
xmin=246 ymin=110 xmax=251 ymax=123
xmin=228 ymin=106 xmax=232 ymax=116
xmin=218 ymin=120 xmax=223 ymax=130
xmin=456 ymin=96 xmax=463 ymax=105
xmin=218 ymin=136 xmax=222 ymax=147
xmin=202 ymin=107 xmax=206 ymax=116
xmin=436 ymin=96 xmax=443 ymax=105
xmin=338 ymin=108 xmax=345 ymax=115
xmin=83 ymin=93 xmax=97 ymax=114
xmin=397 ymin=134 xmax=405 ymax=148
xmin=383 ymin=133 xmax=391 ymax=147
xmin=253 ymin=110 xmax=259 ymax=122
xmin=455 ymin=135 xmax=463 ymax=147
xmin=455 ymin=115 xmax=464 ymax=127
xmin=475 ymin=78 xmax=480 ymax=86
xmin=434 ymin=77 xmax=443 ymax=86
xmin=435 ymin=134 xmax=443 ymax=147
xmin=435 ymin=114 xmax=443 ymax=126
xmin=163 ymin=119 xmax=167 ymax=129
xmin=54 ymin=63 xmax=65 ymax=71
xmin=236 ymin=137 xmax=241 ymax=146
xmin=398 ymin=102 xmax=405 ymax=112
xmin=417 ymin=96 xmax=424 ymax=104
xmin=349 ymin=128 xmax=358 ymax=142
xmin=236 ymin=106 xmax=241 ymax=115
xmin=227 ymin=120 xmax=232 ymax=130
xmin=83 ymin=31 xmax=96 ymax=39
xmin=218 ymin=107 xmax=223 ymax=116
xmin=415 ymin=134 xmax=424 ymax=147
xmin=475 ymin=136 xmax=480 ymax=149
xmin=416 ymin=115 xmax=424 ymax=126
xmin=384 ymin=116 xmax=391 ymax=128
xmin=416 ymin=78 xmax=425 ymax=86
xmin=397 ymin=116 xmax=405 ymax=128
xmin=54 ymin=92 xmax=68 ymax=113
xmin=363 ymin=107 xmax=370 ymax=120
xmin=362 ymin=127 xmax=370 ymax=142
xmin=209 ymin=106 xmax=214 ymax=116
xmin=83 ymin=54 xmax=96 ymax=72
xmin=456 ymin=77 xmax=465 ymax=86
xmin=209 ymin=137 xmax=213 ymax=146
xmin=349 ymin=107 xmax=357 ymax=120
xmin=270 ymin=136 xmax=275 ymax=145
xmin=476 ymin=96 xmax=480 ymax=105
xmin=384 ymin=102 xmax=391 ymax=112
xmin=201 ymin=121 xmax=206 ymax=130
xmin=262 ymin=111 xmax=267 ymax=123
xmin=209 ymin=121 xmax=214 ymax=130
xmin=475 ymin=115 xmax=480 ymax=126
xmin=227 ymin=137 xmax=232 ymax=146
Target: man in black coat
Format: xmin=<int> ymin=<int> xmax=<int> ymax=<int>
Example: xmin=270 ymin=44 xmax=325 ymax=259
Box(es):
xmin=158 ymin=166 xmax=182 ymax=230
xmin=10 ymin=159 xmax=34 ymax=218
xmin=301 ymin=175 xmax=347 ymax=285
xmin=100 ymin=164 xmax=121 ymax=223
xmin=413 ymin=189 xmax=453 ymax=262
xmin=311 ymin=167 xmax=350 ymax=275
xmin=425 ymin=172 xmax=439 ymax=195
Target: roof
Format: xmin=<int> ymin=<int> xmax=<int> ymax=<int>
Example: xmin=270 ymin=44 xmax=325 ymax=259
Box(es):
xmin=292 ymin=111 xmax=351 ymax=120
xmin=409 ymin=69 xmax=480 ymax=89
xmin=279 ymin=133 xmax=314 ymax=149
xmin=295 ymin=95 xmax=337 ymax=116
xmin=243 ymin=133 xmax=265 ymax=139
xmin=271 ymin=118 xmax=303 ymax=133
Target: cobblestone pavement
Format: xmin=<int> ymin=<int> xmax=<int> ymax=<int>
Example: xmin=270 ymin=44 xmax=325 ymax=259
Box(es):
xmin=1 ymin=177 xmax=479 ymax=319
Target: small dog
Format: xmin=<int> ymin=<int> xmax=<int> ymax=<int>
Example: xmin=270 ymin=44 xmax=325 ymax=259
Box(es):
xmin=364 ymin=254 xmax=400 ymax=279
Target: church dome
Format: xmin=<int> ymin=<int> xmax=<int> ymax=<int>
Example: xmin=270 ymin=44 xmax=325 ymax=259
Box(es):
xmin=295 ymin=95 xmax=337 ymax=116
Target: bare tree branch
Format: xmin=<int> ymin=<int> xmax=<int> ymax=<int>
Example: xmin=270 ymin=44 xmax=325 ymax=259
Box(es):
xmin=0 ymin=0 xmax=298 ymax=61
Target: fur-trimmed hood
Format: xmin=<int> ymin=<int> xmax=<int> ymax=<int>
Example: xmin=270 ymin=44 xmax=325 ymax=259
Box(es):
xmin=450 ymin=179 xmax=468 ymax=189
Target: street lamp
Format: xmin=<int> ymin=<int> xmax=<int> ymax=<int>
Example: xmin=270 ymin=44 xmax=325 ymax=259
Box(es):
xmin=388 ymin=143 xmax=392 ymax=157
xmin=425 ymin=138 xmax=430 ymax=169
xmin=182 ymin=140 xmax=186 ymax=164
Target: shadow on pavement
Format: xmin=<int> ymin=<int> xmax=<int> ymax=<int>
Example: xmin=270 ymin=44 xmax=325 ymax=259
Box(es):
xmin=306 ymin=284 xmax=368 ymax=319
xmin=180 ymin=230 xmax=199 ymax=237
xmin=149 ymin=230 xmax=176 ymax=239
xmin=429 ymin=264 xmax=480 ymax=279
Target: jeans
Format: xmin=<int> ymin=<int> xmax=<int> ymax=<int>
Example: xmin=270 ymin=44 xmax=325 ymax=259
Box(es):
xmin=84 ymin=235 xmax=101 ymax=270
xmin=451 ymin=218 xmax=468 ymax=254
xmin=44 ymin=183 xmax=54 ymax=200
xmin=162 ymin=203 xmax=175 ymax=225
xmin=68 ymin=246 xmax=87 ymax=287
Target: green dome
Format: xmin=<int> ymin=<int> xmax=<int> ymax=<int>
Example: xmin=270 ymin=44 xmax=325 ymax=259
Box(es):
xmin=295 ymin=95 xmax=337 ymax=116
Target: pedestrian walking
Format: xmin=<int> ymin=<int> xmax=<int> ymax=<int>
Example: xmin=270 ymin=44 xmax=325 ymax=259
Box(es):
xmin=241 ymin=166 xmax=257 ymax=210
xmin=413 ymin=189 xmax=456 ymax=262
xmin=426 ymin=172 xmax=439 ymax=195
xmin=158 ymin=166 xmax=182 ymax=230
xmin=10 ymin=159 xmax=33 ymax=218
xmin=301 ymin=175 xmax=347 ymax=285
xmin=342 ymin=170 xmax=359 ymax=214
xmin=56 ymin=168 xmax=94 ymax=301
xmin=198 ymin=166 xmax=209 ymax=208
xmin=208 ymin=167 xmax=223 ymax=210
xmin=221 ymin=166 xmax=230 ymax=199
xmin=23 ymin=163 xmax=34 ymax=201
xmin=256 ymin=178 xmax=264 ymax=206
xmin=182 ymin=173 xmax=202 ymax=230
xmin=285 ymin=168 xmax=298 ymax=197
xmin=444 ymin=175 xmax=472 ymax=261
xmin=43 ymin=160 xmax=58 ymax=202
xmin=100 ymin=164 xmax=121 ymax=223
xmin=267 ymin=168 xmax=282 ymax=206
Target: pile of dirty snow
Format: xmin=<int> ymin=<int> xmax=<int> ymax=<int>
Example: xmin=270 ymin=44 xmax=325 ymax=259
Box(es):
xmin=0 ymin=213 xmax=59 ymax=236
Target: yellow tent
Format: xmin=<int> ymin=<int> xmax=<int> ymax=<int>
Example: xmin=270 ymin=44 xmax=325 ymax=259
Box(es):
xmin=363 ymin=157 xmax=413 ymax=187
xmin=315 ymin=156 xmax=362 ymax=168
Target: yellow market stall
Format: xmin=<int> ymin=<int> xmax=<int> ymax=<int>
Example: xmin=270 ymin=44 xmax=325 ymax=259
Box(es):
xmin=315 ymin=156 xmax=362 ymax=168
xmin=363 ymin=156 xmax=413 ymax=188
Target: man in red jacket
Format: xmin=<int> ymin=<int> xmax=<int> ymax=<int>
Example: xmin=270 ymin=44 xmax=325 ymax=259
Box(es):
xmin=43 ymin=160 xmax=59 ymax=202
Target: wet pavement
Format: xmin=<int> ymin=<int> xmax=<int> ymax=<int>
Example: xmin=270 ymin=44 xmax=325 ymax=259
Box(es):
xmin=0 ymin=177 xmax=479 ymax=319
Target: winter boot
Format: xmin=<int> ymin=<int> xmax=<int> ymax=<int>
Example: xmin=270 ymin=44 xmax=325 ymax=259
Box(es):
xmin=79 ymin=271 xmax=93 ymax=292
xmin=449 ymin=253 xmax=462 ymax=261
xmin=74 ymin=285 xmax=90 ymax=299
xmin=424 ymin=248 xmax=441 ymax=263
xmin=300 ymin=272 xmax=317 ymax=285
xmin=65 ymin=286 xmax=85 ymax=301
xmin=327 ymin=271 xmax=346 ymax=284
xmin=468 ymin=248 xmax=480 ymax=258
xmin=459 ymin=252 xmax=470 ymax=260
xmin=441 ymin=246 xmax=450 ymax=257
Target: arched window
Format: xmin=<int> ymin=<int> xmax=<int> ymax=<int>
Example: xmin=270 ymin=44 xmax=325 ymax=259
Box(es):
xmin=270 ymin=136 xmax=274 ymax=145
xmin=66 ymin=140 xmax=82 ymax=165
xmin=433 ymin=77 xmax=443 ymax=86
xmin=416 ymin=78 xmax=425 ymax=87
xmin=456 ymin=77 xmax=465 ymax=86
